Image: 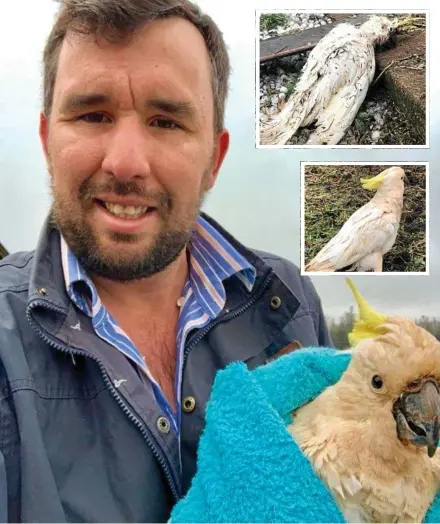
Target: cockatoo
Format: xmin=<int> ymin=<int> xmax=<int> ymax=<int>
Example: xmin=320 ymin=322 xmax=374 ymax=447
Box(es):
xmin=305 ymin=166 xmax=405 ymax=272
xmin=260 ymin=15 xmax=395 ymax=145
xmin=288 ymin=279 xmax=440 ymax=523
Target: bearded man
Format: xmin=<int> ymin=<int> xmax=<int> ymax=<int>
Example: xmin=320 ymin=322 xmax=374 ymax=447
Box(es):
xmin=0 ymin=0 xmax=331 ymax=521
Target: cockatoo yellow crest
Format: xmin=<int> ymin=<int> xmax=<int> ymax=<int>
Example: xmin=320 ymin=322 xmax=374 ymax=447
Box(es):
xmin=360 ymin=172 xmax=386 ymax=190
xmin=346 ymin=278 xmax=388 ymax=346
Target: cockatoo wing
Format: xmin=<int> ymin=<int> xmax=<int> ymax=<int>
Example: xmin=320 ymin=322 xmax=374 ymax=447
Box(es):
xmin=288 ymin=416 xmax=366 ymax=521
xmin=296 ymin=26 xmax=373 ymax=115
xmin=260 ymin=24 xmax=376 ymax=145
xmin=306 ymin=74 xmax=370 ymax=145
xmin=305 ymin=201 xmax=399 ymax=271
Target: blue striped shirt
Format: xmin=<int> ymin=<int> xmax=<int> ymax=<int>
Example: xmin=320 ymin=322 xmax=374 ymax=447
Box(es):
xmin=60 ymin=215 xmax=256 ymax=435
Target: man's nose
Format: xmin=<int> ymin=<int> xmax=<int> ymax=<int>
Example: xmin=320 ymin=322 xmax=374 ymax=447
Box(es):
xmin=101 ymin=118 xmax=151 ymax=181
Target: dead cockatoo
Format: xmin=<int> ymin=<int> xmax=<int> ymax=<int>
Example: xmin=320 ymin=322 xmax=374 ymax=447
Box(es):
xmin=288 ymin=278 xmax=440 ymax=523
xmin=260 ymin=15 xmax=395 ymax=145
xmin=305 ymin=166 xmax=405 ymax=272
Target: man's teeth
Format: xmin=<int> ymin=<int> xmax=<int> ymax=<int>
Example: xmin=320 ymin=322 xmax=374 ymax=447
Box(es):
xmin=104 ymin=202 xmax=149 ymax=218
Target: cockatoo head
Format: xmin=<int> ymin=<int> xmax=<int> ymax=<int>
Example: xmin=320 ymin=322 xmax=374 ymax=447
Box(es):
xmin=342 ymin=279 xmax=440 ymax=458
xmin=360 ymin=166 xmax=406 ymax=194
xmin=360 ymin=15 xmax=395 ymax=45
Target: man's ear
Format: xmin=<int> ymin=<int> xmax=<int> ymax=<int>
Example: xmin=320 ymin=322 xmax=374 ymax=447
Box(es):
xmin=204 ymin=129 xmax=229 ymax=191
xmin=39 ymin=112 xmax=50 ymax=162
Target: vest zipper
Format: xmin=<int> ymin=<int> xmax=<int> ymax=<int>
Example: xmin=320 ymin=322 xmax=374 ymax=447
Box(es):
xmin=26 ymin=301 xmax=180 ymax=500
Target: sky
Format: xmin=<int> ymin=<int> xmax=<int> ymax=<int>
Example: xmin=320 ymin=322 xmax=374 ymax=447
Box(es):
xmin=0 ymin=0 xmax=438 ymax=320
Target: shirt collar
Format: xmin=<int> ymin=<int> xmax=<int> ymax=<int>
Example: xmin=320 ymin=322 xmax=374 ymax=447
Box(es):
xmin=60 ymin=215 xmax=256 ymax=320
xmin=188 ymin=216 xmax=255 ymax=317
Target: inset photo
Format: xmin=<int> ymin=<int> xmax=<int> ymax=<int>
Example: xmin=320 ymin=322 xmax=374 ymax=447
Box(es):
xmin=301 ymin=163 xmax=428 ymax=274
xmin=258 ymin=11 xmax=427 ymax=147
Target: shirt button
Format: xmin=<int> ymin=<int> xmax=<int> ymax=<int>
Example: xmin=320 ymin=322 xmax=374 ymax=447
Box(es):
xmin=157 ymin=416 xmax=171 ymax=434
xmin=182 ymin=396 xmax=196 ymax=413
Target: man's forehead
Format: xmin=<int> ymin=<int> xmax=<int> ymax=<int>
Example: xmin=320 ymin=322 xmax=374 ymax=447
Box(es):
xmin=54 ymin=17 xmax=213 ymax=111
xmin=58 ymin=17 xmax=212 ymax=76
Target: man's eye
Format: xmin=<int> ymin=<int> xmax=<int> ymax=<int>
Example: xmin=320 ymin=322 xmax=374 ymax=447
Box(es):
xmin=76 ymin=112 xmax=110 ymax=124
xmin=150 ymin=118 xmax=179 ymax=130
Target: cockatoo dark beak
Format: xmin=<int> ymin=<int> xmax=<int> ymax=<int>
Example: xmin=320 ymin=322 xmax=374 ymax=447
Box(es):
xmin=389 ymin=28 xmax=398 ymax=45
xmin=393 ymin=378 xmax=440 ymax=457
xmin=378 ymin=26 xmax=397 ymax=49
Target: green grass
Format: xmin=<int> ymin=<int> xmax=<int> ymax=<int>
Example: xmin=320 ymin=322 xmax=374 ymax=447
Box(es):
xmin=303 ymin=165 xmax=426 ymax=272
xmin=285 ymin=78 xmax=298 ymax=99
xmin=260 ymin=13 xmax=291 ymax=33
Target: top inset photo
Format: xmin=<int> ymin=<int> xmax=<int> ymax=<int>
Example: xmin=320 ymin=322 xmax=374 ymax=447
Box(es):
xmin=257 ymin=11 xmax=428 ymax=148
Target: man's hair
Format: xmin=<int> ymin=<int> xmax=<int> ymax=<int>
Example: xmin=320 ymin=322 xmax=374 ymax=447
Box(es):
xmin=42 ymin=0 xmax=230 ymax=132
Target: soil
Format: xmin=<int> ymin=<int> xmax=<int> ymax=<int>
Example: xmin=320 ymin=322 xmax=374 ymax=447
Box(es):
xmin=375 ymin=30 xmax=426 ymax=143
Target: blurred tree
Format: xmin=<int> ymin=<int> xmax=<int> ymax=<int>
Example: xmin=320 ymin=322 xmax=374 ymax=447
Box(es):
xmin=0 ymin=242 xmax=8 ymax=261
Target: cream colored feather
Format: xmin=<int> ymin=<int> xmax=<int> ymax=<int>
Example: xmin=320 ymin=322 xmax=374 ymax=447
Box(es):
xmin=305 ymin=166 xmax=405 ymax=272
xmin=260 ymin=16 xmax=394 ymax=145
xmin=287 ymin=281 xmax=440 ymax=523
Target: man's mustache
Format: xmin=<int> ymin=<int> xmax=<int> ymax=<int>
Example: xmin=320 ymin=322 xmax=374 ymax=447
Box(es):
xmin=79 ymin=180 xmax=172 ymax=213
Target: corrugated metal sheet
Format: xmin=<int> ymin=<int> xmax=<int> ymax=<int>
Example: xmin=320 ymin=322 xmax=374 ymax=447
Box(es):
xmin=0 ymin=242 xmax=8 ymax=260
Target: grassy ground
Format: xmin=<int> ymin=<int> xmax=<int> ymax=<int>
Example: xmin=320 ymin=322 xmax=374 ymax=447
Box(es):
xmin=260 ymin=13 xmax=291 ymax=32
xmin=303 ymin=165 xmax=426 ymax=272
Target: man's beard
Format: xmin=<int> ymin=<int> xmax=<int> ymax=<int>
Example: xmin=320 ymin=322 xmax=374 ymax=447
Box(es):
xmin=49 ymin=175 xmax=208 ymax=282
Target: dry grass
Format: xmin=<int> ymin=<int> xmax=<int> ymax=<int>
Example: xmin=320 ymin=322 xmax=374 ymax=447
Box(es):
xmin=303 ymin=165 xmax=426 ymax=272
xmin=393 ymin=13 xmax=426 ymax=33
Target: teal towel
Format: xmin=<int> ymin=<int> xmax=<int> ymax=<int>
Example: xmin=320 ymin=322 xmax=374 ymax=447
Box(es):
xmin=171 ymin=348 xmax=440 ymax=523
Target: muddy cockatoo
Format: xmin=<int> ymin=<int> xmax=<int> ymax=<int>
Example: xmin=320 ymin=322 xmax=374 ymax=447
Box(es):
xmin=288 ymin=278 xmax=440 ymax=523
xmin=260 ymin=15 xmax=394 ymax=145
xmin=305 ymin=166 xmax=405 ymax=272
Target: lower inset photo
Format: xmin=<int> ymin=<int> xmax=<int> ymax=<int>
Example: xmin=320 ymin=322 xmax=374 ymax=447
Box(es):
xmin=301 ymin=162 xmax=428 ymax=274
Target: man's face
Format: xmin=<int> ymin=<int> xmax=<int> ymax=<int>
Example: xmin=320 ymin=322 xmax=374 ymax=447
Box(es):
xmin=40 ymin=17 xmax=229 ymax=281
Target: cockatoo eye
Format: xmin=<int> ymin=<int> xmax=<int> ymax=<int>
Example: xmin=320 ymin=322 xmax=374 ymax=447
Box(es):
xmin=372 ymin=375 xmax=384 ymax=389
